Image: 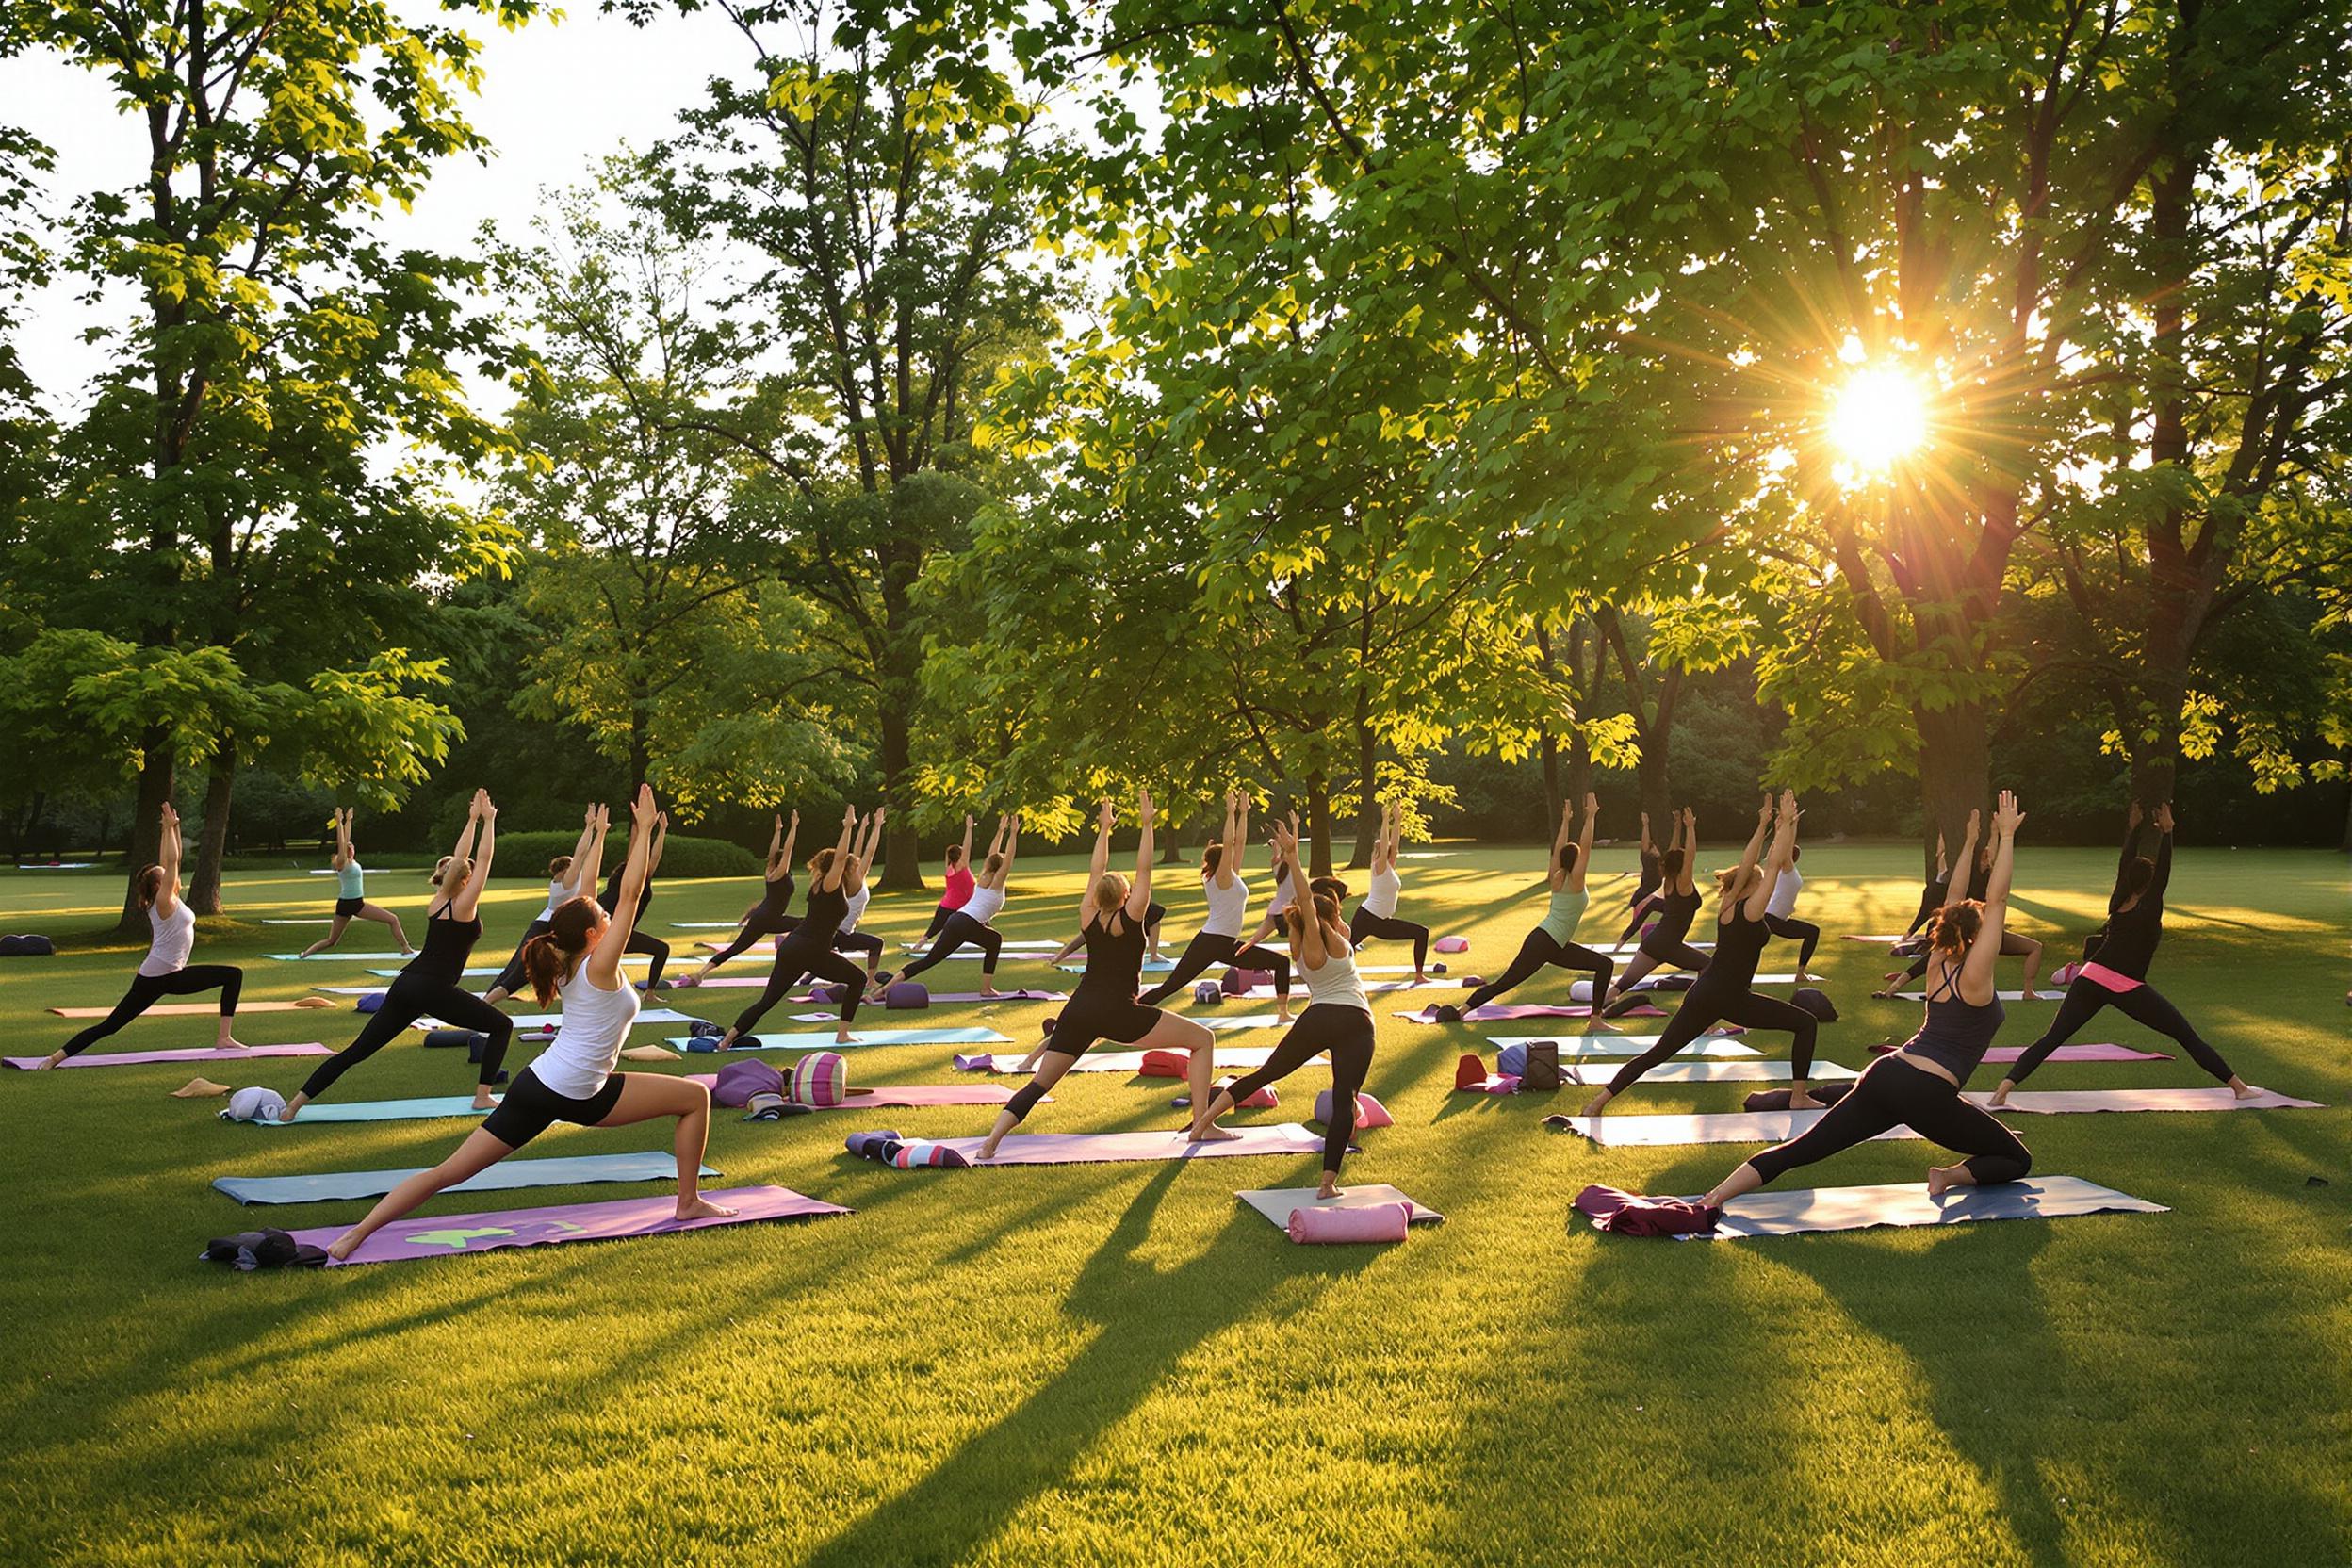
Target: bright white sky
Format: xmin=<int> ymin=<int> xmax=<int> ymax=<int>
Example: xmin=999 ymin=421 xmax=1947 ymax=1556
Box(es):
xmin=0 ymin=2 xmax=758 ymax=413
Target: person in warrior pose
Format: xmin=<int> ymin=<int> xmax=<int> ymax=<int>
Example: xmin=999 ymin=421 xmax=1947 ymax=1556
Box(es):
xmin=1582 ymin=792 xmax=1821 ymax=1116
xmin=1988 ymin=799 xmax=2258 ymax=1103
xmin=1185 ymin=822 xmax=1375 ymax=1190
xmin=1046 ymin=903 xmax=1165 ymax=969
xmin=598 ymin=813 xmax=670 ymax=990
xmin=1137 ymin=791 xmax=1293 ymax=1023
xmin=713 ymin=807 xmax=873 ymax=1048
xmin=1762 ymin=843 xmax=1822 ymax=981
xmin=922 ymin=815 xmax=977 ymax=940
xmin=40 ymin=804 xmax=246 ymax=1066
xmin=1348 ymin=799 xmax=1430 ymax=982
xmin=1602 ymin=808 xmax=1709 ymax=1007
xmin=1630 ymin=811 xmax=1661 ymax=910
xmin=892 ymin=815 xmax=1021 ymax=998
xmin=979 ymin=793 xmax=1222 ymax=1156
xmin=484 ymin=809 xmax=603 ymax=1004
xmin=322 ymin=786 xmax=733 ymax=1260
xmin=280 ymin=791 xmax=514 ymax=1119
xmin=1877 ymin=825 xmax=2042 ymax=999
xmin=1892 ymin=833 xmax=1950 ymax=954
xmin=297 ymin=808 xmax=412 ymax=956
xmin=827 ymin=807 xmax=889 ymax=988
xmin=1429 ymin=794 xmax=1609 ymax=1024
xmin=1699 ymin=794 xmax=2036 ymax=1203
xmin=675 ymin=811 xmax=800 ymax=988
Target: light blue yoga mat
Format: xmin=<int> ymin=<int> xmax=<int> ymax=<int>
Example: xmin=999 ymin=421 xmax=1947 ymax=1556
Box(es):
xmin=409 ymin=1008 xmax=703 ymax=1031
xmin=1489 ymin=1033 xmax=1761 ymax=1058
xmin=666 ymin=1026 xmax=1011 ymax=1051
xmin=214 ymin=1152 xmax=719 ymax=1204
xmin=251 ymin=1096 xmax=497 ymax=1126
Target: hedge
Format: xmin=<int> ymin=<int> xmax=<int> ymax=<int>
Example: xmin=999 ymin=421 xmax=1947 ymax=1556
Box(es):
xmin=485 ymin=830 xmax=761 ymax=880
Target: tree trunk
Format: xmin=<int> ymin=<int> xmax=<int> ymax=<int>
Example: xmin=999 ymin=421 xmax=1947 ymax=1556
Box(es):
xmin=876 ymin=703 xmax=925 ymax=891
xmin=190 ymin=755 xmax=237 ymax=916
xmin=1160 ymin=830 xmax=1184 ymax=866
xmin=1348 ymin=696 xmax=1379 ymax=870
xmin=1916 ymin=702 xmax=1990 ymax=879
xmin=118 ymin=734 xmax=176 ymax=933
xmin=1538 ymin=727 xmax=1562 ymax=835
xmin=1305 ymin=770 xmax=1335 ymax=880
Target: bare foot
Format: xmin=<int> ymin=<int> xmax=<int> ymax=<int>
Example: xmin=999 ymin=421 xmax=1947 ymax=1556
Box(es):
xmin=471 ymin=1090 xmax=498 ymax=1110
xmin=1788 ymin=1089 xmax=1822 ymax=1111
xmin=1316 ymin=1177 xmax=1340 ymax=1200
xmin=326 ymin=1233 xmax=361 ymax=1261
xmin=1275 ymin=1010 xmax=1293 ymax=1025
xmin=835 ymin=1029 xmax=855 ymax=1045
xmin=1413 ymin=972 xmax=1428 ymax=985
xmin=975 ymin=1138 xmax=1004 ymax=1161
xmin=2022 ymin=988 xmax=2042 ymax=1000
xmin=675 ymin=1196 xmax=739 ymax=1222
xmin=1925 ymin=1164 xmax=1968 ymax=1198
xmin=980 ymin=986 xmax=1002 ymax=999
xmin=1578 ymin=1091 xmax=1612 ymax=1118
xmin=220 ymin=1036 xmax=251 ymax=1051
xmin=1188 ymin=1123 xmax=1240 ymax=1144
xmin=38 ymin=1051 xmax=64 ymax=1070
xmin=717 ymin=1030 xmax=742 ymax=1050
xmin=2230 ymin=1078 xmax=2262 ymax=1100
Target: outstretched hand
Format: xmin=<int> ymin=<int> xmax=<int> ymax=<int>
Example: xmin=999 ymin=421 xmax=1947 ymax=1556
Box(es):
xmin=1993 ymin=790 xmax=2025 ymax=836
xmin=2155 ymin=801 xmax=2176 ymax=833
xmin=632 ymin=784 xmax=659 ymax=827
xmin=1138 ymin=789 xmax=1157 ymax=825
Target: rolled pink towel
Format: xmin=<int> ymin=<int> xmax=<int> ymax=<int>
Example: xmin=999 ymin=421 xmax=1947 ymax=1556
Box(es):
xmin=1288 ymin=1200 xmax=1411 ymax=1244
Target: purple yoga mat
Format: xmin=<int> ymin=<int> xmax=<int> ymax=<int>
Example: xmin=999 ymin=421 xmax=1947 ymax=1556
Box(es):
xmin=923 ymin=1122 xmax=1329 ymax=1167
xmin=276 ymin=1185 xmax=848 ymax=1267
xmin=683 ymin=1075 xmax=1016 ymax=1107
xmin=1867 ymin=1041 xmax=2170 ymax=1064
xmin=6 ymin=1042 xmax=333 ymax=1070
xmin=1396 ymin=1003 xmax=1666 ymax=1022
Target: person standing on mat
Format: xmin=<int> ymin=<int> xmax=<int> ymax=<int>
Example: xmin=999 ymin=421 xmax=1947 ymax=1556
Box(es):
xmin=831 ymin=807 xmax=888 ymax=986
xmin=979 ymin=792 xmax=1222 ymax=1157
xmin=1349 ymin=798 xmax=1431 ymax=981
xmin=676 ymin=810 xmax=801 ymax=988
xmin=1989 ymin=799 xmax=2259 ymax=1103
xmin=1877 ymin=826 xmax=2042 ymax=999
xmin=484 ymin=809 xmax=603 ymax=1004
xmin=1894 ymin=832 xmax=1950 ymax=953
xmin=1138 ymin=790 xmax=1293 ymax=1023
xmin=322 ymin=785 xmax=734 ymax=1261
xmin=1603 ymin=807 xmax=1709 ymax=1005
xmin=714 ymin=806 xmax=872 ymax=1048
xmin=1698 ymin=793 xmax=2036 ymax=1203
xmin=922 ymin=815 xmax=977 ymax=940
xmin=599 ymin=812 xmax=670 ymax=991
xmin=1187 ymin=821 xmax=1374 ymax=1188
xmin=1045 ymin=901 xmax=1166 ymax=969
xmin=279 ymin=790 xmax=514 ymax=1120
xmin=1762 ymin=843 xmax=1822 ymax=981
xmin=1430 ymin=793 xmax=1609 ymax=1024
xmin=41 ymin=803 xmax=247 ymax=1066
xmin=1630 ymin=810 xmax=1661 ymax=910
xmin=893 ymin=815 xmax=1020 ymax=997
xmin=297 ymin=808 xmax=411 ymax=957
xmin=1583 ymin=792 xmax=1820 ymax=1116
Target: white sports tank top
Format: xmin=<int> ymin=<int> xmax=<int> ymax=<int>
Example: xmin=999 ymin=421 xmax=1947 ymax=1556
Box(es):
xmin=528 ymin=956 xmax=643 ymax=1099
xmin=1201 ymin=872 xmax=1250 ymax=938
xmin=1364 ymin=863 xmax=1402 ymax=920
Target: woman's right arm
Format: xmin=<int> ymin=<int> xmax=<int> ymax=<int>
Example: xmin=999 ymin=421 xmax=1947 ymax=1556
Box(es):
xmin=1962 ymin=794 xmax=2023 ymax=995
xmin=589 ymin=791 xmax=660 ymax=987
xmin=1078 ymin=799 xmax=1113 ymax=925
xmin=818 ymin=807 xmax=858 ymax=893
xmin=1128 ymin=792 xmax=1157 ymax=919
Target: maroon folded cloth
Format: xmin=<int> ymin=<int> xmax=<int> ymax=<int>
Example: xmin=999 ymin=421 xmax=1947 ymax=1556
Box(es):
xmin=1740 ymin=1082 xmax=1856 ymax=1113
xmin=1574 ymin=1184 xmax=1722 ymax=1236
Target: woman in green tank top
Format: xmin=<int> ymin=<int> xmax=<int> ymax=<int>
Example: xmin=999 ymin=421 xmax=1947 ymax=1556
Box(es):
xmin=1431 ymin=794 xmax=1616 ymax=1027
xmin=298 ymin=808 xmax=414 ymax=956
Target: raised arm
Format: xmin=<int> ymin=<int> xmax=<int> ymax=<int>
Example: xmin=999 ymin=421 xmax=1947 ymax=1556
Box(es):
xmin=1076 ymin=799 xmax=1115 ymax=924
xmin=2149 ymin=801 xmax=2175 ymax=894
xmin=1128 ymin=791 xmax=1157 ymax=918
xmin=1217 ymin=790 xmax=1247 ymax=884
xmin=561 ymin=808 xmax=597 ymax=897
xmin=153 ymin=803 xmax=184 ymax=918
xmin=1674 ymin=808 xmax=1699 ymax=896
xmin=438 ymin=798 xmax=482 ymax=904
xmin=1942 ymin=811 xmax=1981 ymax=912
xmin=844 ymin=807 xmax=881 ymax=893
xmin=1959 ymin=792 xmax=2023 ymax=995
xmin=776 ymin=809 xmax=801 ymax=876
xmin=452 ymin=789 xmax=497 ymax=920
xmin=1273 ymin=822 xmax=1329 ymax=969
xmin=763 ymin=813 xmax=786 ymax=874
xmin=1723 ymin=794 xmax=1772 ymax=921
xmin=646 ymin=814 xmax=668 ymax=877
xmin=1571 ymin=792 xmax=1597 ymax=893
xmin=589 ymin=789 xmax=660 ymax=987
xmin=1743 ymin=792 xmax=1796 ymax=922
xmin=817 ymin=807 xmax=858 ymax=894
xmin=330 ymin=808 xmax=352 ymax=870
xmin=2118 ymin=799 xmax=2144 ymax=882
xmin=994 ymin=816 xmax=1020 ymax=883
xmin=1638 ymin=810 xmax=1655 ymax=858
xmin=575 ymin=805 xmax=612 ymax=903
xmin=1546 ymin=796 xmax=1577 ymax=889
xmin=956 ymin=813 xmax=975 ymax=873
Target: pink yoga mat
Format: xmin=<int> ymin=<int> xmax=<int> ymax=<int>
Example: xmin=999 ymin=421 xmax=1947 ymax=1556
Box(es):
xmin=924 ymin=1122 xmax=1328 ymax=1167
xmin=275 ymin=1185 xmax=848 ymax=1266
xmin=683 ymin=1076 xmax=1015 ymax=1107
xmin=1396 ymin=1003 xmax=1666 ymax=1022
xmin=1867 ymin=1041 xmax=2170 ymax=1064
xmin=6 ymin=1042 xmax=333 ymax=1070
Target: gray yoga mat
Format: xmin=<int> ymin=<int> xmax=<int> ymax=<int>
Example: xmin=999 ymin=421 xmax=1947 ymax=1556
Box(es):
xmin=1488 ymin=1033 xmax=1761 ymax=1058
xmin=1236 ymin=1184 xmax=1445 ymax=1229
xmin=1608 ymin=1176 xmax=2167 ymax=1241
xmin=668 ymin=1026 xmax=1012 ymax=1050
xmin=1562 ymin=1059 xmax=1861 ymax=1085
xmin=1557 ymin=1086 xmax=2324 ymax=1147
xmin=213 ymin=1152 xmax=719 ymax=1204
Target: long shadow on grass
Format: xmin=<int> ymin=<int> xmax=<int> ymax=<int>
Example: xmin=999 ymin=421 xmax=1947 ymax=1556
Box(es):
xmin=797 ymin=1159 xmax=1375 ymax=1568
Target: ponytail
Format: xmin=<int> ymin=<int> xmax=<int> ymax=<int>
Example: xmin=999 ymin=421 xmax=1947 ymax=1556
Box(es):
xmin=1929 ymin=900 xmax=1984 ymax=958
xmin=134 ymin=864 xmax=165 ymax=911
xmin=523 ymin=896 xmax=605 ymax=1005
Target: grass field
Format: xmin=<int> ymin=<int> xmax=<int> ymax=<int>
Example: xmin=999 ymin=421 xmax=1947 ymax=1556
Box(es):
xmin=0 ymin=842 xmax=2344 ymax=1567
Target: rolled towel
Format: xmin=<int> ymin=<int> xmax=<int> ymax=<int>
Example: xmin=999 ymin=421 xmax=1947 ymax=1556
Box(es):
xmin=891 ymin=1139 xmax=972 ymax=1168
xmin=1138 ymin=1049 xmax=1193 ymax=1079
xmin=884 ymin=981 xmax=929 ymax=1010
xmin=1433 ymin=935 xmax=1470 ymax=954
xmin=1288 ymin=1200 xmax=1411 ymax=1244
xmin=844 ymin=1129 xmax=905 ymax=1161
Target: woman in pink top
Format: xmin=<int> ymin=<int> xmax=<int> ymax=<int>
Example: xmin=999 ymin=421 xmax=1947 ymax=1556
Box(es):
xmin=922 ymin=814 xmax=978 ymax=939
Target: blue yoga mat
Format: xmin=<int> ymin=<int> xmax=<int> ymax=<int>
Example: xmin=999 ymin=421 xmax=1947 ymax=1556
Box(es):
xmin=252 ymin=1096 xmax=497 ymax=1126
xmin=666 ymin=1026 xmax=1011 ymax=1051
xmin=213 ymin=1152 xmax=720 ymax=1204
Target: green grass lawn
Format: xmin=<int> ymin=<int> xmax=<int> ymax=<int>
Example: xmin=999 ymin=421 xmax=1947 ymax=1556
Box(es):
xmin=0 ymin=842 xmax=2344 ymax=1567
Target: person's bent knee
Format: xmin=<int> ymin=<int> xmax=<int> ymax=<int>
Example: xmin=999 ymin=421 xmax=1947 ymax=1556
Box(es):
xmin=1004 ymin=1082 xmax=1047 ymax=1121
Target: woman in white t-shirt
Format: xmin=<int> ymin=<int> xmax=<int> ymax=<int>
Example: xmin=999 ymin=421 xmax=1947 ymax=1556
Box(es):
xmin=1762 ymin=843 xmax=1822 ymax=980
xmin=41 ymin=803 xmax=247 ymax=1067
xmin=325 ymin=787 xmax=732 ymax=1261
xmin=892 ymin=814 xmax=1021 ymax=997
xmin=1136 ymin=790 xmax=1294 ymax=1024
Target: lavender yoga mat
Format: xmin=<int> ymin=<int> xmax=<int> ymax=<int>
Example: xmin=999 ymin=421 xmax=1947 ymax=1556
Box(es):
xmin=1488 ymin=1033 xmax=1761 ymax=1058
xmin=1557 ymin=1086 xmax=2325 ymax=1146
xmin=263 ymin=1185 xmax=848 ymax=1266
xmin=1397 ymin=1003 xmax=1665 ymax=1022
xmin=683 ymin=1075 xmax=1016 ymax=1107
xmin=1562 ymin=1059 xmax=1862 ymax=1085
xmin=952 ymin=1044 xmax=1321 ymax=1075
xmin=6 ymin=1042 xmax=333 ymax=1070
xmin=1582 ymin=1176 xmax=2167 ymax=1241
xmin=1866 ymin=1041 xmax=2170 ymax=1064
xmin=920 ymin=1122 xmax=1329 ymax=1167
xmin=48 ymin=1000 xmax=328 ymax=1018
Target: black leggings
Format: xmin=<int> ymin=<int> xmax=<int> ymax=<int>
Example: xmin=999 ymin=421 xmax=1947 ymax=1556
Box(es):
xmin=487 ymin=919 xmax=549 ymax=997
xmin=300 ymin=972 xmax=514 ymax=1099
xmin=731 ymin=937 xmax=866 ymax=1035
xmin=1140 ymin=931 xmax=1291 ymax=1004
xmin=1348 ymin=907 xmax=1429 ymax=972
xmin=1765 ymin=914 xmax=1821 ymax=972
xmin=702 ymin=908 xmax=795 ymax=972
xmin=60 ymin=966 xmax=243 ymax=1057
xmin=834 ymin=930 xmax=883 ymax=964
xmin=625 ymin=930 xmax=670 ymax=988
xmin=2004 ymin=975 xmax=2235 ymax=1086
xmin=1605 ymin=981 xmax=1818 ymax=1096
xmin=1464 ymin=929 xmax=1613 ymax=1013
xmin=1903 ymin=929 xmax=2033 ymax=981
xmin=899 ymin=912 xmax=1003 ymax=981
xmin=1221 ymin=1004 xmax=1375 ymax=1176
xmin=923 ymin=903 xmax=957 ymax=939
xmin=1749 ymin=1054 xmax=2032 ymax=1186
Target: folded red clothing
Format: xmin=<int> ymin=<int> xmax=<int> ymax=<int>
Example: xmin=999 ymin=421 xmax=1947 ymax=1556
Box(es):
xmin=1575 ymin=1184 xmax=1721 ymax=1237
xmin=1138 ymin=1049 xmax=1191 ymax=1079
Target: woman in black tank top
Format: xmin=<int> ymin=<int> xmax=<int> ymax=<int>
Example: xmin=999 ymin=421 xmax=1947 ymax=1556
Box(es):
xmin=1607 ymin=808 xmax=1712 ymax=998
xmin=978 ymin=792 xmax=1224 ymax=1160
xmin=281 ymin=790 xmax=516 ymax=1120
xmin=717 ymin=806 xmax=874 ymax=1048
xmin=680 ymin=811 xmax=804 ymax=986
xmin=1698 ymin=795 xmax=2037 ymax=1210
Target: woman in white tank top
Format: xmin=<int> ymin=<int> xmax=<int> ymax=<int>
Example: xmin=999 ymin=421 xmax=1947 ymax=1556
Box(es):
xmin=1348 ymin=798 xmax=1432 ymax=979
xmin=1137 ymin=790 xmax=1295 ymax=1022
xmin=894 ymin=814 xmax=1021 ymax=997
xmin=324 ymin=787 xmax=736 ymax=1262
xmin=483 ymin=808 xmax=603 ymax=1004
xmin=1188 ymin=822 xmax=1378 ymax=1196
